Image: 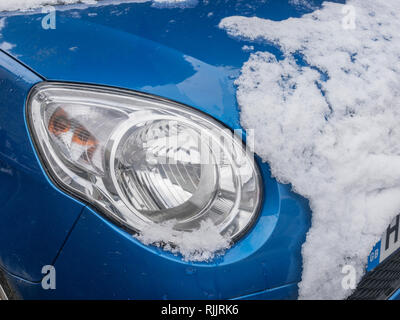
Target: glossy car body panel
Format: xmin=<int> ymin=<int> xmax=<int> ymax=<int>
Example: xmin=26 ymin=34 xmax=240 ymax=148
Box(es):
xmin=33 ymin=173 xmax=309 ymax=299
xmin=1 ymin=264 xmax=299 ymax=300
xmin=0 ymin=51 xmax=85 ymax=282
xmin=0 ymin=0 xmax=317 ymax=299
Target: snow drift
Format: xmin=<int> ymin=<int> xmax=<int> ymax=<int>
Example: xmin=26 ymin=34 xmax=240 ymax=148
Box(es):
xmin=0 ymin=0 xmax=196 ymax=12
xmin=220 ymin=0 xmax=400 ymax=299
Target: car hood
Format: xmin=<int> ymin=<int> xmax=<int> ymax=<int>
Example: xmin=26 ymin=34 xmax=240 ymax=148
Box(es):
xmin=0 ymin=0 xmax=313 ymax=128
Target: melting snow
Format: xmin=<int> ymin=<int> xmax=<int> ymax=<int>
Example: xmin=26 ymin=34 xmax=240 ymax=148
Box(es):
xmin=289 ymin=0 xmax=319 ymax=10
xmin=152 ymin=0 xmax=198 ymax=9
xmin=0 ymin=0 xmax=96 ymax=12
xmin=136 ymin=220 xmax=231 ymax=262
xmin=0 ymin=0 xmax=195 ymax=12
xmin=220 ymin=0 xmax=400 ymax=299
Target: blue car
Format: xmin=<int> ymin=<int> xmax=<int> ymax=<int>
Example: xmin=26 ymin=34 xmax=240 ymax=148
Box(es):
xmin=0 ymin=0 xmax=398 ymax=300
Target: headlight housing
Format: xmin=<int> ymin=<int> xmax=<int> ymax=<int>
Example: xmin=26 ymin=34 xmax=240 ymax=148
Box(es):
xmin=27 ymin=82 xmax=262 ymax=258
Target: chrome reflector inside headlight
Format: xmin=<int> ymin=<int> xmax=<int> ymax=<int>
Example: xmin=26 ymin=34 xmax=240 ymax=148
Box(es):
xmin=27 ymin=82 xmax=261 ymax=244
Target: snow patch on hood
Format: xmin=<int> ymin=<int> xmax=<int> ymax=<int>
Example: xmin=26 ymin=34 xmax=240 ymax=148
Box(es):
xmin=136 ymin=219 xmax=231 ymax=262
xmin=0 ymin=0 xmax=196 ymax=12
xmin=220 ymin=0 xmax=400 ymax=299
xmin=152 ymin=0 xmax=198 ymax=9
xmin=0 ymin=0 xmax=95 ymax=12
xmin=0 ymin=17 xmax=14 ymax=51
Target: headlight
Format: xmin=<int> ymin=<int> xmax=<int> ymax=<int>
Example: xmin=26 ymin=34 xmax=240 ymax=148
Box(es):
xmin=27 ymin=82 xmax=262 ymax=258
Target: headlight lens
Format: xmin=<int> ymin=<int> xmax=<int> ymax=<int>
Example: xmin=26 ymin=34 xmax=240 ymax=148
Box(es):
xmin=27 ymin=83 xmax=261 ymax=249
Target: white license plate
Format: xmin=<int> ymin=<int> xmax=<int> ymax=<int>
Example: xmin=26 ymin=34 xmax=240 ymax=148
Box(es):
xmin=367 ymin=214 xmax=400 ymax=272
